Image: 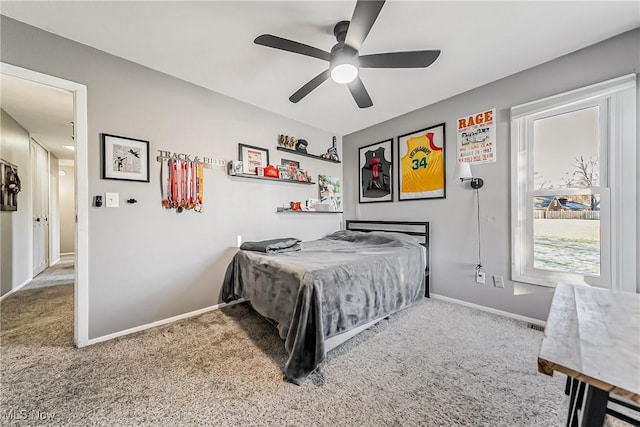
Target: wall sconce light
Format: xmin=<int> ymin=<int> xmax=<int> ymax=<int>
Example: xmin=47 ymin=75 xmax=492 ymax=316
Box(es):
xmin=456 ymin=161 xmax=484 ymax=276
xmin=457 ymin=162 xmax=484 ymax=189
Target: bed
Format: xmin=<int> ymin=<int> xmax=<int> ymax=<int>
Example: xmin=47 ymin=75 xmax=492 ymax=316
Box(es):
xmin=221 ymin=220 xmax=430 ymax=384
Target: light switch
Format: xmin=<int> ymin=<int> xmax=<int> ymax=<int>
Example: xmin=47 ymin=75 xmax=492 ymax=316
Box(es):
xmin=105 ymin=192 xmax=119 ymax=208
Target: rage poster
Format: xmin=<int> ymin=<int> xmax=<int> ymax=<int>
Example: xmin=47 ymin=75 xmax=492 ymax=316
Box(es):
xmin=456 ymin=108 xmax=496 ymax=164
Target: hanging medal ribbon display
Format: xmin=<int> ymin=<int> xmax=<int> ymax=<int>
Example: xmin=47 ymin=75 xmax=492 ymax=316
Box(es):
xmin=157 ymin=150 xmax=224 ymax=214
xmin=161 ymin=158 xmax=204 ymax=213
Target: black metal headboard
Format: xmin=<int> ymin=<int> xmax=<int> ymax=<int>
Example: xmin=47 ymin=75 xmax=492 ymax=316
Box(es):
xmin=345 ymin=220 xmax=430 ymax=298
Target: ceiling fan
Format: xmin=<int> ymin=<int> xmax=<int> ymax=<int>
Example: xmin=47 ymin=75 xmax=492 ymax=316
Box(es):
xmin=254 ymin=0 xmax=441 ymax=108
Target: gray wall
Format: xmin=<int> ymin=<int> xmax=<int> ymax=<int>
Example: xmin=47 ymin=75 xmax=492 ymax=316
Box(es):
xmin=0 ymin=109 xmax=32 ymax=296
xmin=1 ymin=16 xmax=343 ymax=338
xmin=344 ymin=29 xmax=640 ymax=321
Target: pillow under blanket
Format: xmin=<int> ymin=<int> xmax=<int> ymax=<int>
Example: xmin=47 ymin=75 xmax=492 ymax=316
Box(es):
xmin=240 ymin=238 xmax=301 ymax=253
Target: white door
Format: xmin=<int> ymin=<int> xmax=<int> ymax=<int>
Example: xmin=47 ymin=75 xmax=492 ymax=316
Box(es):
xmin=31 ymin=139 xmax=49 ymax=276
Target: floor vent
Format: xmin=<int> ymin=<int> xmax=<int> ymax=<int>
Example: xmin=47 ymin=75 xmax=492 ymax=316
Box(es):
xmin=528 ymin=323 xmax=545 ymax=332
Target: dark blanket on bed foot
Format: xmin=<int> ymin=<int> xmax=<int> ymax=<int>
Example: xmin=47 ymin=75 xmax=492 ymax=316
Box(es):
xmin=222 ymin=231 xmax=426 ymax=384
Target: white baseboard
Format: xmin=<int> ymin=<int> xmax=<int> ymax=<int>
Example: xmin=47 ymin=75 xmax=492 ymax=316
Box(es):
xmin=83 ymin=298 xmax=246 ymax=347
xmin=60 ymin=252 xmax=75 ymax=256
xmin=50 ymin=257 xmax=61 ymax=267
xmin=430 ymin=293 xmax=546 ymax=327
xmin=0 ymin=277 xmax=33 ymax=302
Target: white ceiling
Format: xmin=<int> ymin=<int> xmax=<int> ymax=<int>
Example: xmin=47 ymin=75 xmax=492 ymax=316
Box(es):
xmin=1 ymin=1 xmax=638 ymax=136
xmin=0 ymin=74 xmax=75 ymax=160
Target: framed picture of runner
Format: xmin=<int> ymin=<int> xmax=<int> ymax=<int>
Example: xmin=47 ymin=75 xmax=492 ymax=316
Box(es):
xmin=101 ymin=133 xmax=150 ymax=182
xmin=397 ymin=123 xmax=446 ymax=201
xmin=358 ymin=138 xmax=393 ymax=203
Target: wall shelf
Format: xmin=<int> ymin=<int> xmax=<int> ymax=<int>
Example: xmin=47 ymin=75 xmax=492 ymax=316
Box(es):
xmin=230 ymin=173 xmax=315 ymax=185
xmin=276 ymin=209 xmax=343 ymax=214
xmin=276 ymin=147 xmax=341 ymax=164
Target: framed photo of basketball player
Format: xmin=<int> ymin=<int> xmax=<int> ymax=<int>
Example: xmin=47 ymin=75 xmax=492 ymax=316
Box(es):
xmin=359 ymin=139 xmax=393 ymax=203
xmin=397 ymin=123 xmax=446 ymax=201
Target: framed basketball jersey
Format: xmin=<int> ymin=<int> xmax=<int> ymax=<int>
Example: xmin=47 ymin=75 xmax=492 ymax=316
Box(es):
xmin=358 ymin=138 xmax=393 ymax=203
xmin=397 ymin=123 xmax=446 ymax=201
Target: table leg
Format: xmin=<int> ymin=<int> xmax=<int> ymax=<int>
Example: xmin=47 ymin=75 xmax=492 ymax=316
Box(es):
xmin=580 ymin=385 xmax=609 ymax=427
xmin=568 ymin=381 xmax=586 ymax=427
xmin=565 ymin=376 xmax=573 ymax=395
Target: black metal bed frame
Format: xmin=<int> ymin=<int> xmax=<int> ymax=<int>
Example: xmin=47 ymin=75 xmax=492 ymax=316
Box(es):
xmin=345 ymin=220 xmax=430 ymax=298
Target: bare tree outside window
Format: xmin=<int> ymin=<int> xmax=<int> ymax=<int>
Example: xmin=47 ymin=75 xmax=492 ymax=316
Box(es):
xmin=561 ymin=156 xmax=599 ymax=210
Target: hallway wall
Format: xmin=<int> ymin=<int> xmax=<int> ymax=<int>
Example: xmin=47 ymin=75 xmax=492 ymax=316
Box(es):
xmin=0 ymin=109 xmax=32 ymax=295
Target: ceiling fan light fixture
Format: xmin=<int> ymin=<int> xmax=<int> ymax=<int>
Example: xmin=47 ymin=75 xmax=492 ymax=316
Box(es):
xmin=330 ymin=46 xmax=359 ymax=84
xmin=331 ymin=63 xmax=358 ymax=84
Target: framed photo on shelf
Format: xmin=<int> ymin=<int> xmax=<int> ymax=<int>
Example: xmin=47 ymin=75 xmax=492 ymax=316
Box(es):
xmin=101 ymin=133 xmax=149 ymax=182
xmin=359 ymin=138 xmax=393 ymax=203
xmin=280 ymin=158 xmax=300 ymax=169
xmin=397 ymin=123 xmax=446 ymax=201
xmin=296 ymin=168 xmax=308 ymax=182
xmin=239 ymin=143 xmax=269 ymax=175
xmin=277 ymin=164 xmax=292 ymax=180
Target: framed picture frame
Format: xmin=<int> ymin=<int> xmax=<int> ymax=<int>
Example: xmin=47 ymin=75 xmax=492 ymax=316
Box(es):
xmin=277 ymin=164 xmax=292 ymax=180
xmin=101 ymin=133 xmax=149 ymax=182
xmin=318 ymin=175 xmax=342 ymax=211
xmin=397 ymin=123 xmax=446 ymax=201
xmin=238 ymin=143 xmax=269 ymax=175
xmin=295 ymin=168 xmax=309 ymax=182
xmin=359 ymin=138 xmax=393 ymax=203
xmin=280 ymin=158 xmax=300 ymax=169
xmin=0 ymin=159 xmax=20 ymax=211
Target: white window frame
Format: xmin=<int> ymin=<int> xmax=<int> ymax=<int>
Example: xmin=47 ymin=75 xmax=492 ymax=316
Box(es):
xmin=511 ymin=74 xmax=636 ymax=291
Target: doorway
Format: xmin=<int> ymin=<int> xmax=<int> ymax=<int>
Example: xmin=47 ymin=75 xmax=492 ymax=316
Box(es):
xmin=1 ymin=62 xmax=89 ymax=347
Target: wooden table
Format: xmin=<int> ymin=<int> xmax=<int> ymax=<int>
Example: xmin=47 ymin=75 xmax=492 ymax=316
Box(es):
xmin=538 ymin=282 xmax=640 ymax=426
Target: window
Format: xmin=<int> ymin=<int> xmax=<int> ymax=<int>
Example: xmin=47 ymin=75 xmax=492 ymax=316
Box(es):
xmin=511 ymin=75 xmax=636 ymax=291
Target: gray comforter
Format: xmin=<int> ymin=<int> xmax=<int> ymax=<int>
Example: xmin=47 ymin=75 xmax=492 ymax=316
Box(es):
xmin=222 ymin=230 xmax=426 ymax=384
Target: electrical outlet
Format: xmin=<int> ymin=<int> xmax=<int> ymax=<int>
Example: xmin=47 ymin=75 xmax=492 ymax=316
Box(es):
xmin=493 ymin=275 xmax=505 ymax=288
xmin=476 ymin=270 xmax=486 ymax=284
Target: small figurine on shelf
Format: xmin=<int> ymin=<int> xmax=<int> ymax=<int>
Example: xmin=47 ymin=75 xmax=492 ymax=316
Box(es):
xmin=278 ymin=134 xmax=286 ymax=147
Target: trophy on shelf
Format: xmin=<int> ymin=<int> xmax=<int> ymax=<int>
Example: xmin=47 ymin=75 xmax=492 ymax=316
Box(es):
xmin=227 ymin=160 xmax=243 ymax=175
xmin=323 ymin=136 xmax=339 ymax=161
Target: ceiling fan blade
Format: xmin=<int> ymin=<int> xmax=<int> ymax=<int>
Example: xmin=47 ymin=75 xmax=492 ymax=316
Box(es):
xmin=360 ymin=50 xmax=441 ymax=68
xmin=254 ymin=35 xmax=331 ymax=62
xmin=345 ymin=0 xmax=385 ymax=51
xmin=289 ymin=70 xmax=331 ymax=103
xmin=347 ymin=77 xmax=373 ymax=108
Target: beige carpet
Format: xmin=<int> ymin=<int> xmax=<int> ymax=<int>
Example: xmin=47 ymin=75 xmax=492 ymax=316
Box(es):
xmin=22 ymin=255 xmax=74 ymax=290
xmin=0 ymin=286 xmax=559 ymax=426
xmin=0 ymin=277 xmax=625 ymax=426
